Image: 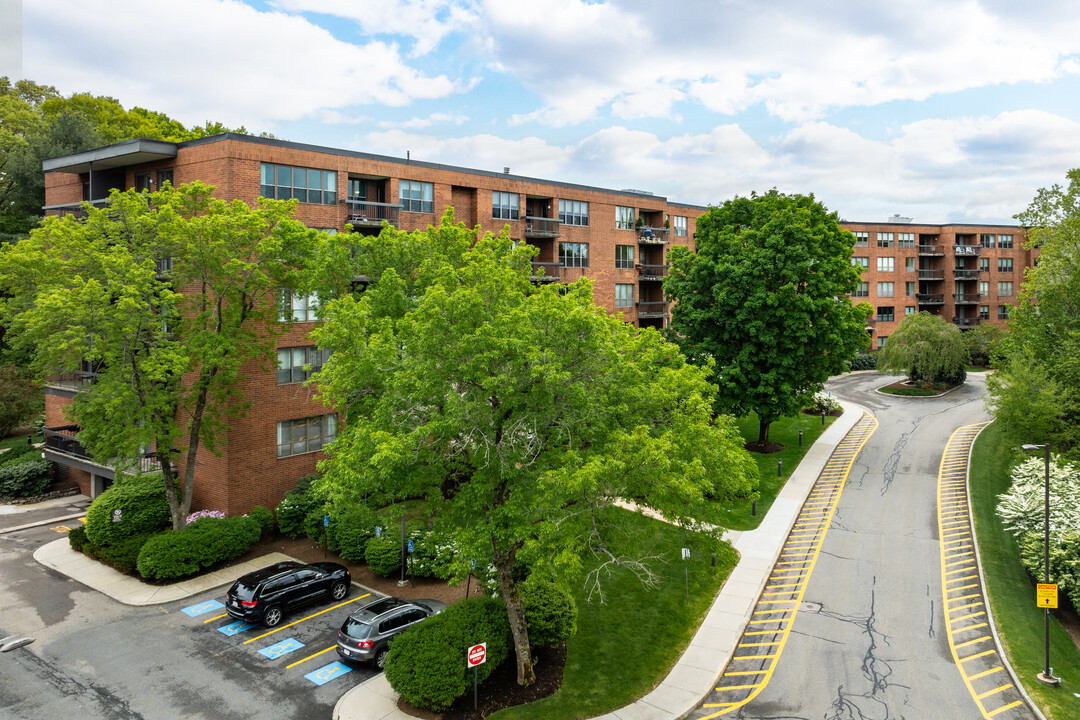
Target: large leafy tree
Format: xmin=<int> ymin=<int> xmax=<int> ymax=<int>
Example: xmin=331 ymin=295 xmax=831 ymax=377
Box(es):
xmin=311 ymin=214 xmax=758 ymax=686
xmin=0 ymin=182 xmax=316 ymax=528
xmin=664 ymin=190 xmax=870 ymax=446
xmin=876 ymin=311 xmax=969 ymax=387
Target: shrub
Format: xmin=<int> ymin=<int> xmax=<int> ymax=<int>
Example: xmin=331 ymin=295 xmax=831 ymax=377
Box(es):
xmin=247 ymin=505 xmax=274 ymax=539
xmin=136 ymin=515 xmax=261 ymax=582
xmin=87 ymin=531 xmax=156 ymax=575
xmin=303 ymin=505 xmax=332 ymax=543
xmin=365 ymin=534 xmax=403 ymax=577
xmin=328 ymin=504 xmax=380 ymax=562
xmin=186 ymin=509 xmax=226 ymax=524
xmin=1019 ymin=531 xmax=1080 ymax=610
xmin=0 ymin=458 xmax=52 ymax=500
xmin=521 ymin=579 xmax=577 ymax=648
xmin=68 ymin=525 xmax=89 ymax=552
xmin=0 ymin=442 xmax=41 ymax=468
xmin=409 ymin=530 xmax=456 ymax=580
xmin=0 ymin=364 xmax=39 ymax=439
xmin=275 ymin=474 xmax=323 ymax=538
xmin=384 ymin=596 xmax=512 ymax=711
xmin=848 ymin=352 xmax=878 ymax=371
xmin=84 ymin=473 xmax=173 ymax=547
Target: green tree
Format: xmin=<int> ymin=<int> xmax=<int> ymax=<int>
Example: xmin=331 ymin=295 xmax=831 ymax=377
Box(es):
xmin=664 ymin=190 xmax=870 ymax=445
xmin=0 ymin=364 xmax=39 ymax=438
xmin=0 ymin=182 xmax=316 ymax=529
xmin=962 ymin=322 xmax=1003 ymax=367
xmin=985 ymin=350 xmax=1065 ymax=448
xmin=876 ymin=311 xmax=969 ymax=387
xmin=311 ymin=214 xmax=758 ymax=686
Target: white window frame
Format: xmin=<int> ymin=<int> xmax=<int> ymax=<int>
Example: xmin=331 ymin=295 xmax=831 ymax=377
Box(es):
xmin=877 ymin=257 xmax=894 ymax=273
xmin=400 ymin=180 xmax=434 ymax=213
xmin=615 ymin=206 xmax=635 ymax=230
xmin=278 ymin=290 xmax=320 ymax=322
xmin=672 ymin=216 xmax=688 ymax=237
xmin=492 ymin=191 xmax=519 ymax=220
xmin=615 ymin=283 xmax=634 ymax=307
xmin=877 ymin=282 xmax=894 ymax=298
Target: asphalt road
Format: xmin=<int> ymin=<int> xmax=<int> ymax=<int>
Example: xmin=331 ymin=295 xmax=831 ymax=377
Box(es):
xmin=695 ymin=372 xmax=1037 ymax=720
xmin=0 ymin=523 xmax=378 ymax=720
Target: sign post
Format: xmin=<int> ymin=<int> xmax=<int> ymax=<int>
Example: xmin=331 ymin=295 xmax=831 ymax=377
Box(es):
xmin=681 ymin=548 xmax=690 ymax=605
xmin=467 ymin=643 xmax=487 ymax=710
xmin=1037 ymin=583 xmax=1058 ymax=609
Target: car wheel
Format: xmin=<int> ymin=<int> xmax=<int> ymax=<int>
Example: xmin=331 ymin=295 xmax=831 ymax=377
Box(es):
xmin=262 ymin=606 xmax=283 ymax=628
xmin=330 ymin=581 xmax=349 ymax=601
xmin=375 ymin=647 xmax=389 ymax=669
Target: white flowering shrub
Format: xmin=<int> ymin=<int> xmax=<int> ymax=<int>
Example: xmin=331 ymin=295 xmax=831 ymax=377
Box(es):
xmin=996 ymin=456 xmax=1080 ymax=541
xmin=408 ymin=530 xmax=458 ymax=579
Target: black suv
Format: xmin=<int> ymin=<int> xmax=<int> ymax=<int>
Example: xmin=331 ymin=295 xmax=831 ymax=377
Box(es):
xmin=225 ymin=561 xmax=351 ymax=627
xmin=336 ymin=596 xmax=447 ymax=668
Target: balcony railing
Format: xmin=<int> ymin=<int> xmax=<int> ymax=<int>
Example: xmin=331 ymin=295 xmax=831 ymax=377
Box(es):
xmin=952 ymin=317 xmax=981 ymax=328
xmin=916 ymin=293 xmax=945 ymax=305
xmin=637 ymin=263 xmax=669 ymax=280
xmin=346 ymin=199 xmax=400 ymax=227
xmin=42 ymin=198 xmax=109 ymax=219
xmin=953 ymin=245 xmax=981 ymax=256
xmin=954 ymin=293 xmax=981 ymax=304
xmin=636 ymin=301 xmax=669 ymax=318
xmin=44 ymin=425 xmax=170 ymax=475
xmin=45 ymin=370 xmax=98 ymax=392
xmin=530 ymin=261 xmax=562 ymax=282
xmin=918 ymin=244 xmax=944 ymax=256
xmin=953 ymin=268 xmax=983 ymax=280
xmin=525 ymin=216 xmax=561 ymax=239
xmin=918 ymin=270 xmax=945 ymax=281
xmin=637 ymin=227 xmax=670 ymax=245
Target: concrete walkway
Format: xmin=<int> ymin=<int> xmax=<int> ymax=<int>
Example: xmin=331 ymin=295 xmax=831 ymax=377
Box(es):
xmin=333 ymin=402 xmax=863 ymax=720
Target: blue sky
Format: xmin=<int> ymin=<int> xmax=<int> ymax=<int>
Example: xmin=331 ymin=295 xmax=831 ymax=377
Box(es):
xmin=14 ymin=0 xmax=1080 ymax=223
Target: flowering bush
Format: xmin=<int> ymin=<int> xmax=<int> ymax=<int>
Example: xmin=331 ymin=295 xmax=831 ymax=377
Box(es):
xmin=408 ymin=530 xmax=457 ymax=579
xmin=995 ymin=456 xmax=1080 ymax=541
xmin=186 ymin=509 xmax=226 ymax=525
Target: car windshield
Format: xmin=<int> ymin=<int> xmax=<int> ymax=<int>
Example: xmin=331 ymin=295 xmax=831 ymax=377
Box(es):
xmin=341 ymin=617 xmax=372 ymax=639
xmin=230 ymin=582 xmax=257 ymax=600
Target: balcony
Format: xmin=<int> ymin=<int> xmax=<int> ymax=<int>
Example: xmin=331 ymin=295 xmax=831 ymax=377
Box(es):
xmin=953 ymin=268 xmax=983 ymax=280
xmin=525 ymin=216 xmax=561 ymax=239
xmin=530 ymin=261 xmax=562 ymax=283
xmin=636 ymin=301 xmax=669 ymax=318
xmin=917 ymin=270 xmax=945 ymax=281
xmin=916 ymin=293 xmax=945 ymax=305
xmin=45 ymin=370 xmax=98 ymax=392
xmin=44 ymin=425 xmax=170 ymax=476
xmin=637 ymin=263 xmax=669 ymax=281
xmin=42 ymin=198 xmax=109 ymax=219
xmin=953 ymin=245 xmax=981 ymax=256
xmin=346 ymin=199 xmax=399 ymax=228
xmin=954 ymin=293 xmax=981 ymax=305
xmin=918 ymin=244 xmax=944 ymax=256
xmin=952 ymin=317 xmax=981 ymax=328
xmin=637 ymin=227 xmax=670 ymax=245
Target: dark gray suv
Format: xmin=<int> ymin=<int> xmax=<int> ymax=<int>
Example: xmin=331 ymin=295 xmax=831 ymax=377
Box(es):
xmin=336 ymin=596 xmax=447 ymax=668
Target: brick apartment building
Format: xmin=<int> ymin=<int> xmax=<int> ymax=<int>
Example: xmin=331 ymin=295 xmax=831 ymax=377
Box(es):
xmin=38 ymin=133 xmax=706 ymax=514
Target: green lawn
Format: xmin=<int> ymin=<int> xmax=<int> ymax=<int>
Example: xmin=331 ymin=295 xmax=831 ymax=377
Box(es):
xmin=491 ymin=506 xmax=737 ymax=720
xmin=879 ymin=387 xmax=938 ymax=396
xmin=723 ymin=411 xmax=836 ymax=531
xmin=0 ymin=433 xmax=40 ymax=451
xmin=971 ymin=422 xmax=1080 ymax=720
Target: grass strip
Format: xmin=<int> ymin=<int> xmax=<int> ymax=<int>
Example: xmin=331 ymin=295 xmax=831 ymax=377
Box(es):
xmin=879 ymin=387 xmax=938 ymax=396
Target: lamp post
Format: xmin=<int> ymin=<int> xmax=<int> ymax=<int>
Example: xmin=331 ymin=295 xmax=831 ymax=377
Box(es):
xmin=1022 ymin=443 xmax=1060 ymax=686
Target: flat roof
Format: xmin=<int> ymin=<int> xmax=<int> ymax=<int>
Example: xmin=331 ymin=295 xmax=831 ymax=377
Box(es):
xmin=42 ymin=139 xmax=178 ymax=174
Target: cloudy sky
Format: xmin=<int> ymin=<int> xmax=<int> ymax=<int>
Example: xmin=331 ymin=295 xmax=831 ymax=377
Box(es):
xmin=16 ymin=0 xmax=1080 ymax=223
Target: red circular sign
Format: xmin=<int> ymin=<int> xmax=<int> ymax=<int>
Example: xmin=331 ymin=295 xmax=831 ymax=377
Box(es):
xmin=467 ymin=643 xmax=486 ymax=667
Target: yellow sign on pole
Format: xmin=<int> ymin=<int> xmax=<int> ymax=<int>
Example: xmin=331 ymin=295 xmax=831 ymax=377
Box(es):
xmin=1037 ymin=583 xmax=1058 ymax=609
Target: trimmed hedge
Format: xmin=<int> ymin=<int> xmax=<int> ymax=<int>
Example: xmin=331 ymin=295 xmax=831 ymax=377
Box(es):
xmin=848 ymin=352 xmax=878 ymax=371
xmin=68 ymin=525 xmax=89 ymax=552
xmin=383 ymin=596 xmax=512 ymax=711
xmin=84 ymin=473 xmax=172 ymax=547
xmin=327 ymin=504 xmax=380 ymax=562
xmin=521 ymin=579 xmax=577 ymax=648
xmin=247 ymin=505 xmax=274 ymax=539
xmin=85 ymin=531 xmax=156 ymax=575
xmin=365 ymin=534 xmax=403 ymax=577
xmin=0 ymin=458 xmax=52 ymax=500
xmin=136 ymin=515 xmax=261 ymax=582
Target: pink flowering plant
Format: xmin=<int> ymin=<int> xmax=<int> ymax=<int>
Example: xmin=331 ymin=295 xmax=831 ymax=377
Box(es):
xmin=185 ymin=509 xmax=226 ymax=525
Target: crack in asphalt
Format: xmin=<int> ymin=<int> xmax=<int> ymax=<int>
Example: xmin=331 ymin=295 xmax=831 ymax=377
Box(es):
xmin=10 ymin=648 xmax=145 ymax=719
xmin=927 ymin=586 xmax=936 ymax=638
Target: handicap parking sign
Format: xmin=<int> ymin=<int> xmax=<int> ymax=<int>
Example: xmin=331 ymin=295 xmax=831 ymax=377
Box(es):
xmin=305 ymin=661 xmax=352 ymax=686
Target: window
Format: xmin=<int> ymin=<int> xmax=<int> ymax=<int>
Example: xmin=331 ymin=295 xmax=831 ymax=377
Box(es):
xmin=853 ymin=231 xmax=869 ymax=247
xmin=672 ymin=215 xmax=688 ymax=237
xmin=905 ymin=281 xmax=916 ymax=297
xmin=559 ymin=242 xmax=589 ymax=268
xmin=615 ymin=283 xmax=634 ymax=308
xmin=492 ymin=192 xmax=519 ymax=220
xmin=277 ymin=347 xmax=331 ymax=385
xmin=898 ymin=232 xmax=915 ymax=248
xmin=851 ymin=257 xmax=869 ymax=269
xmin=998 ymin=258 xmax=1013 ymax=272
xmin=979 ymin=305 xmax=990 ymax=320
xmin=135 ymin=173 xmax=152 ymax=192
xmin=998 ymin=305 xmax=1010 ymax=319
xmin=980 ymin=234 xmax=996 ymax=248
xmin=876 ymin=306 xmax=894 ymax=322
xmin=998 ymin=281 xmax=1013 ymax=296
xmin=979 ymin=281 xmax=989 ymax=296
xmin=877 ymin=336 xmax=888 ymax=350
xmin=979 ymin=257 xmax=990 ymax=272
xmin=877 ymin=282 xmax=894 ymax=298
xmin=905 ymin=257 xmax=916 ymax=272
xmin=400 ymin=180 xmax=434 ymax=213
xmin=998 ymin=234 xmax=1014 ymax=249
xmin=278 ymin=290 xmax=320 ymax=322
xmin=854 ymin=282 xmax=869 ymax=297
xmin=905 ymin=306 xmax=916 ymax=316
xmin=157 ymin=169 xmax=174 ymax=188
xmin=348 ymin=178 xmax=366 ymax=200
xmin=277 ymin=415 xmax=337 ymax=457
xmin=260 ymin=164 xmax=337 ymax=204
xmin=615 ymin=206 xmax=635 ymax=230
xmin=877 ymin=232 xmax=894 ymax=248
xmin=615 ymin=245 xmax=635 ymax=269
xmin=877 ymin=257 xmax=894 ymax=272
xmin=558 ymin=199 xmax=589 ymax=226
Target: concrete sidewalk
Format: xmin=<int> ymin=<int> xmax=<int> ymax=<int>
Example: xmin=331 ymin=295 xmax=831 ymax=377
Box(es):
xmin=0 ymin=493 xmax=91 ymax=534
xmin=332 ymin=402 xmax=864 ymax=720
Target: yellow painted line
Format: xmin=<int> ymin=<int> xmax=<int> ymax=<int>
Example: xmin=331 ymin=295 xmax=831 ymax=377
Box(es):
xmin=743 ymin=630 xmax=783 ymax=636
xmin=948 ymin=592 xmax=981 ymax=604
xmin=968 ymin=666 xmax=1004 ymax=681
xmin=950 ymin=601 xmax=984 ymax=613
xmin=949 ymin=582 xmax=980 ymax=592
xmin=711 ymin=684 xmax=759 ymax=692
xmin=738 ymin=641 xmax=780 ymax=647
xmin=724 ymin=669 xmax=769 ymax=677
xmin=946 ymin=555 xmax=975 ymax=567
xmin=986 ymin=701 xmax=1023 ymax=717
xmin=757 ymin=600 xmax=799 ymax=605
xmin=243 ymin=593 xmax=370 ymax=644
xmin=951 ymin=622 xmax=989 ymax=633
xmin=285 ymin=644 xmax=337 ymax=669
xmin=954 ymin=635 xmax=992 ymax=650
xmin=976 ymin=684 xmax=1011 ymax=700
xmin=960 ymin=649 xmax=996 ymax=663
xmin=203 ymin=613 xmax=229 ymax=624
xmin=733 ymin=654 xmax=776 ymax=660
xmin=949 ymin=611 xmax=986 ymax=624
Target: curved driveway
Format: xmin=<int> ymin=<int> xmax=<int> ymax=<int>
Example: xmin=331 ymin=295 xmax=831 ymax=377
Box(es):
xmin=694 ymin=372 xmax=1038 ymax=720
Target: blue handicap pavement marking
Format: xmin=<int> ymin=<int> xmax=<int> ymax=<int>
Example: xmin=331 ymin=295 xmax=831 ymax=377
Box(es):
xmin=218 ymin=621 xmax=258 ymax=636
xmin=181 ymin=599 xmax=225 ymax=617
xmin=259 ymin=638 xmax=305 ymax=660
xmin=305 ymin=661 xmax=353 ymax=686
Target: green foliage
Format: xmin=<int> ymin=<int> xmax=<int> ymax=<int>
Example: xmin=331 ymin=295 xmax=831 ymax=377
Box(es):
xmin=0 ymin=458 xmax=51 ymax=499
xmin=83 ymin=473 xmax=172 ymax=547
xmin=986 ymin=351 xmax=1065 ymax=449
xmin=0 ymin=442 xmax=40 ymax=467
xmin=275 ymin=474 xmax=324 ymax=537
xmin=383 ymin=596 xmax=512 ymax=712
xmin=365 ymin=534 xmax=403 ymax=577
xmin=326 ymin=503 xmax=380 ymax=562
xmin=995 ymin=455 xmax=1080 ymax=541
xmin=84 ymin=531 xmax=156 ymax=575
xmin=1019 ymin=531 xmax=1080 ymax=610
xmin=521 ymin=579 xmax=577 ymax=648
xmin=963 ymin=323 xmax=1002 ymax=367
xmin=136 ymin=515 xmax=261 ymax=581
xmin=879 ymin=387 xmax=938 ymax=396
xmin=847 ymin=352 xmax=878 ymax=371
xmin=0 ymin=365 xmax=40 ymax=437
xmin=409 ymin=529 xmax=457 ymax=579
xmin=877 ymin=312 xmax=969 ymax=387
xmin=247 ymin=505 xmax=274 ymax=539
xmin=664 ymin=190 xmax=870 ymax=444
xmin=67 ymin=524 xmax=88 ymax=552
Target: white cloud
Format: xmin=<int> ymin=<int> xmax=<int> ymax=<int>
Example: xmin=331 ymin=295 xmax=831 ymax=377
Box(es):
xmin=380 ymin=112 xmax=470 ymax=129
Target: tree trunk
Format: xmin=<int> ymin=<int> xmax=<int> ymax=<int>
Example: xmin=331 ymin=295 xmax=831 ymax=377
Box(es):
xmin=158 ymin=446 xmax=185 ymax=530
xmin=492 ymin=540 xmax=535 ymax=686
xmin=757 ymin=417 xmax=771 ymax=445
